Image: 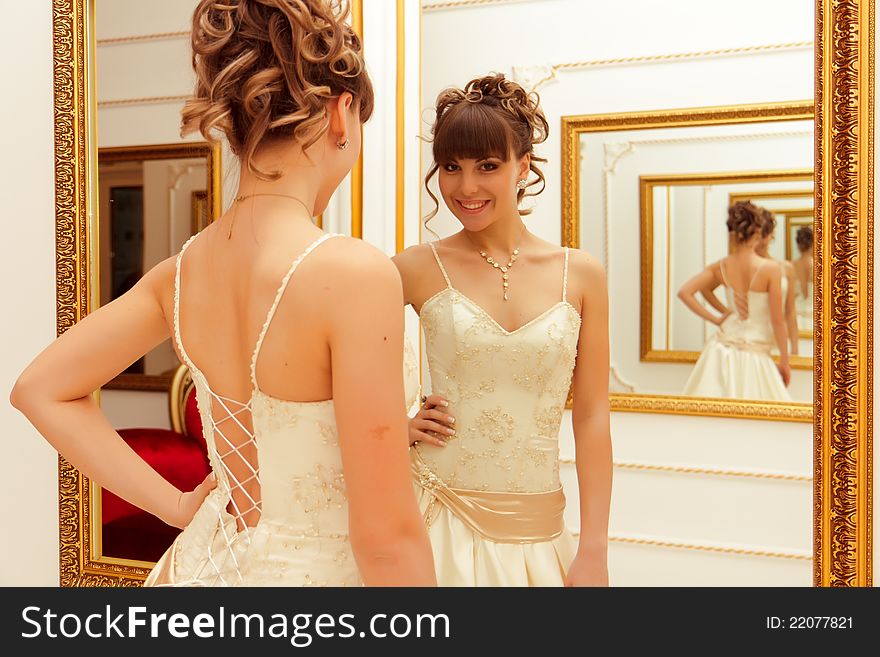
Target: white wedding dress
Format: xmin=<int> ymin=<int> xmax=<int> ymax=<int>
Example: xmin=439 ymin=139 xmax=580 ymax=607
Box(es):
xmin=683 ymin=260 xmax=791 ymax=402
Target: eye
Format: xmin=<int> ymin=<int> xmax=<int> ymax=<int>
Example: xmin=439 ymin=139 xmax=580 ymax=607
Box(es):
xmin=479 ymin=162 xmax=499 ymax=172
xmin=442 ymin=163 xmax=460 ymax=172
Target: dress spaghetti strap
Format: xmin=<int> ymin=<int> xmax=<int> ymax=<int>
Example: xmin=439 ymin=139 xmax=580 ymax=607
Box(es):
xmin=249 ymin=232 xmax=341 ymax=390
xmin=428 ymin=241 xmax=453 ymax=288
xmin=562 ymin=247 xmax=570 ymax=302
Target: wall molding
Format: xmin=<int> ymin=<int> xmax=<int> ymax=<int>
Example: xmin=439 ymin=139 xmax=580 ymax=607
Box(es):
xmin=97 ymin=31 xmax=188 ymax=46
xmin=98 ymin=94 xmax=189 ymax=109
xmin=561 ymin=458 xmax=812 ymax=482
xmin=423 ymin=0 xmax=530 ymax=11
xmin=515 ymin=42 xmax=814 ymax=91
xmin=571 ymin=531 xmax=812 ymax=561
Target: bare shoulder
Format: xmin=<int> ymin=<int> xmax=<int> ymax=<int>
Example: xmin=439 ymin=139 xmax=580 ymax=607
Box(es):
xmin=317 ymin=236 xmax=402 ymax=297
xmin=567 ymin=247 xmax=606 ymax=285
xmin=137 ymin=255 xmax=178 ymax=305
xmin=567 ymin=249 xmax=607 ymax=311
xmin=762 ymin=257 xmax=785 ymax=276
xmin=391 ymin=242 xmax=435 ymax=275
xmin=139 ymin=255 xmax=178 ymax=290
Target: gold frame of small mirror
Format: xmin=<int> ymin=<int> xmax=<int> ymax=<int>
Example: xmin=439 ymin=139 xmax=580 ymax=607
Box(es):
xmin=53 ymin=0 xmax=873 ymax=586
xmin=99 ymin=142 xmax=221 ymax=392
xmin=638 ymin=170 xmax=813 ymax=371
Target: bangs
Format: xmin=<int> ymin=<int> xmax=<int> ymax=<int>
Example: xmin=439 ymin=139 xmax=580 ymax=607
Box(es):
xmin=433 ymin=102 xmax=514 ymax=164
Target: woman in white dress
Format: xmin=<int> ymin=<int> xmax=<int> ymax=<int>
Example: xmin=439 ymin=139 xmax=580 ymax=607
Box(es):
xmin=678 ymin=201 xmax=792 ymax=401
xmin=11 ymin=0 xmax=435 ymax=587
xmin=393 ymin=74 xmax=612 ymax=586
xmin=754 ymin=208 xmax=799 ymax=358
xmin=791 ymin=226 xmax=814 ymax=334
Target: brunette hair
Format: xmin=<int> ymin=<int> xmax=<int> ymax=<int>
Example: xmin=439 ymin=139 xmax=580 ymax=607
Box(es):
xmin=758 ymin=206 xmax=777 ymax=238
xmin=796 ymin=225 xmax=814 ymax=253
xmin=726 ymin=201 xmax=765 ymax=244
xmin=423 ymin=73 xmax=549 ymax=225
xmin=181 ymin=0 xmax=373 ymax=180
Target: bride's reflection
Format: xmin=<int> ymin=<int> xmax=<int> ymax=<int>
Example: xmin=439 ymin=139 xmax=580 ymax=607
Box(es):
xmin=791 ymin=226 xmax=813 ymax=335
xmin=753 ymin=208 xmax=799 ymax=359
xmin=677 ymin=201 xmax=792 ymax=401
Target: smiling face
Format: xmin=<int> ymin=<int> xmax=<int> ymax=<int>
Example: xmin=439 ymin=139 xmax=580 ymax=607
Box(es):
xmin=438 ymin=151 xmax=528 ymax=231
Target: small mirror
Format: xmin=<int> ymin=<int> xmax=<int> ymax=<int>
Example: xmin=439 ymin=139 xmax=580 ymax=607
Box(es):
xmin=99 ymin=143 xmax=220 ymax=392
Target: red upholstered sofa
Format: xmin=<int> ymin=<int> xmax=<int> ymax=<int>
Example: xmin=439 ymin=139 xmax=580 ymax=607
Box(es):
xmin=100 ymin=365 xmax=210 ymax=563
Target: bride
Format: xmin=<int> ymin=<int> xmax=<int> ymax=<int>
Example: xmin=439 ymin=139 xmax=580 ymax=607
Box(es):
xmin=678 ymin=201 xmax=792 ymax=401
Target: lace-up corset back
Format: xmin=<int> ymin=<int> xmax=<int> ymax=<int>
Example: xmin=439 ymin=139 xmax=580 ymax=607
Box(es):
xmin=718 ymin=258 xmax=775 ymax=349
xmin=416 ymin=243 xmax=581 ymax=493
xmin=171 ymin=232 xmax=354 ymax=586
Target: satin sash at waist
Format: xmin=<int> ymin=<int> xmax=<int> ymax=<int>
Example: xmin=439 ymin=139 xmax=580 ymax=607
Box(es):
xmin=410 ymin=448 xmax=565 ymax=544
xmin=714 ymin=331 xmax=773 ymax=354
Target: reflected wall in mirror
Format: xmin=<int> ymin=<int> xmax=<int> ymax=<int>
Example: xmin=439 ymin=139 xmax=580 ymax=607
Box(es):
xmin=99 ymin=143 xmax=220 ymax=392
xmin=564 ymin=103 xmax=814 ymax=416
xmin=640 ymin=171 xmax=814 ymax=383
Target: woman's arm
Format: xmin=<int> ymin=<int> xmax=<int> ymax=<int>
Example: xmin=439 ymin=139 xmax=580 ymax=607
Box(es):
xmin=699 ymin=286 xmax=730 ymax=317
xmin=766 ymin=264 xmax=791 ymax=385
xmin=677 ymin=267 xmax=727 ymax=326
xmin=392 ymin=246 xmax=454 ymax=448
xmin=9 ymin=258 xmax=214 ymax=528
xmin=566 ymin=252 xmax=611 ymax=587
xmin=782 ymin=262 xmax=799 ymax=355
xmin=327 ymin=242 xmax=436 ymax=586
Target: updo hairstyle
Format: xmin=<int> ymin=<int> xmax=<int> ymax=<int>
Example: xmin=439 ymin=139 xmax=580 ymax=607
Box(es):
xmin=796 ymin=225 xmax=814 ymax=253
xmin=181 ymin=0 xmax=374 ymax=180
xmin=726 ymin=201 xmax=766 ymax=244
xmin=423 ymin=73 xmax=549 ymax=223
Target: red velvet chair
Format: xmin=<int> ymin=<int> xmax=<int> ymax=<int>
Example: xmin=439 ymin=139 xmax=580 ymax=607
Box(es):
xmin=100 ymin=365 xmax=209 ymax=563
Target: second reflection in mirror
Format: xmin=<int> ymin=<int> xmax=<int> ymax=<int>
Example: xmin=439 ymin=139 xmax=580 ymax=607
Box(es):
xmin=678 ymin=200 xmax=803 ymax=401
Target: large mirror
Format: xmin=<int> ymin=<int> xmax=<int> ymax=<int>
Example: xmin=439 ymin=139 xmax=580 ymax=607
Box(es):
xmin=53 ymin=0 xmax=872 ymax=586
xmin=420 ymin=0 xmax=831 ymax=590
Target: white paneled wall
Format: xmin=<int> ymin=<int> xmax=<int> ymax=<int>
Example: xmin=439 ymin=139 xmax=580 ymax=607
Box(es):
xmin=421 ymin=0 xmax=814 ymax=585
xmin=1 ymin=0 xmax=58 ymax=586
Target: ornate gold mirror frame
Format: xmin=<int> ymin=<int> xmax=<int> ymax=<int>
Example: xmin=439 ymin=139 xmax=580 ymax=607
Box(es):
xmin=53 ymin=0 xmax=872 ymax=585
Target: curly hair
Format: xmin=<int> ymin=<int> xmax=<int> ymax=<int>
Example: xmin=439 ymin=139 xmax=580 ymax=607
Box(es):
xmin=726 ymin=201 xmax=765 ymax=244
xmin=423 ymin=73 xmax=549 ymax=224
xmin=181 ymin=0 xmax=373 ymax=180
xmin=796 ymin=225 xmax=814 ymax=253
xmin=758 ymin=206 xmax=777 ymax=238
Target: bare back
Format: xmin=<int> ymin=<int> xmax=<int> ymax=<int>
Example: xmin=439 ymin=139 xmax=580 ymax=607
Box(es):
xmin=171 ymin=219 xmax=337 ymax=405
